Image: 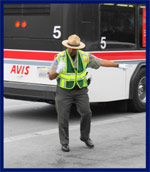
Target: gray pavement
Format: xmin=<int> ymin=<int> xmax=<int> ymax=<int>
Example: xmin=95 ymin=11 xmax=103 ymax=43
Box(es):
xmin=4 ymin=113 xmax=145 ymax=168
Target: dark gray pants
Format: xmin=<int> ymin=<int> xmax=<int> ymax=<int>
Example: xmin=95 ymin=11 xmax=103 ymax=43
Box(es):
xmin=55 ymin=86 xmax=92 ymax=145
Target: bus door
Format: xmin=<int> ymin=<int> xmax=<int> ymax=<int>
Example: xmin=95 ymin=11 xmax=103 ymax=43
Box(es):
xmin=89 ymin=4 xmax=137 ymax=102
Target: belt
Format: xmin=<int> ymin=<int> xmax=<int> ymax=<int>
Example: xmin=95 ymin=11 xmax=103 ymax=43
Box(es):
xmin=73 ymin=85 xmax=80 ymax=90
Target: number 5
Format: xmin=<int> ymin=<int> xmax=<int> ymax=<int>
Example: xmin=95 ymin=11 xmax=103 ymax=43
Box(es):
xmin=53 ymin=26 xmax=61 ymax=39
xmin=100 ymin=37 xmax=106 ymax=49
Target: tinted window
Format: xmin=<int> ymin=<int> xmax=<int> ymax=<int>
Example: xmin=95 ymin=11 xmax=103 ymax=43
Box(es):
xmin=101 ymin=4 xmax=135 ymax=47
xmin=80 ymin=4 xmax=95 ymax=22
xmin=78 ymin=4 xmax=98 ymax=43
xmin=4 ymin=4 xmax=50 ymax=16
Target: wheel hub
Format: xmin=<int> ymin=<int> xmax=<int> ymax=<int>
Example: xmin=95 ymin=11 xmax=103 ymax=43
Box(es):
xmin=138 ymin=76 xmax=146 ymax=103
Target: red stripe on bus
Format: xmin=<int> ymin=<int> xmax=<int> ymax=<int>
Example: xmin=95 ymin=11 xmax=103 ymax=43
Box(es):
xmin=4 ymin=50 xmax=57 ymax=61
xmin=90 ymin=51 xmax=146 ymax=60
xmin=4 ymin=50 xmax=146 ymax=61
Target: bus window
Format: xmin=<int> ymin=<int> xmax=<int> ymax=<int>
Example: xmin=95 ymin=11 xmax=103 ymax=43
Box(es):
xmin=139 ymin=5 xmax=146 ymax=48
xmin=4 ymin=4 xmax=62 ymax=44
xmin=100 ymin=4 xmax=135 ymax=50
xmin=80 ymin=4 xmax=94 ymax=22
xmin=78 ymin=4 xmax=98 ymax=42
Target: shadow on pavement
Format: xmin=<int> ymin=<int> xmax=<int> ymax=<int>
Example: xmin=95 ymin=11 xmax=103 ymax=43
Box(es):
xmin=4 ymin=100 xmax=129 ymax=122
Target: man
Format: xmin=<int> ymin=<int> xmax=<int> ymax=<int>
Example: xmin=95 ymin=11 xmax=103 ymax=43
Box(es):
xmin=49 ymin=34 xmax=129 ymax=152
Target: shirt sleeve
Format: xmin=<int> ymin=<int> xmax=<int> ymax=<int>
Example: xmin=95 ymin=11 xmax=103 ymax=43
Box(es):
xmin=87 ymin=53 xmax=102 ymax=69
xmin=49 ymin=55 xmax=58 ymax=73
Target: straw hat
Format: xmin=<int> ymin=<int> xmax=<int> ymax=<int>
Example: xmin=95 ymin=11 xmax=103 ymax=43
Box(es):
xmin=62 ymin=34 xmax=85 ymax=49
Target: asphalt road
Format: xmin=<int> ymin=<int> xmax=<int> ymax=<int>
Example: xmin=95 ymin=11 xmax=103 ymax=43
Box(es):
xmin=4 ymin=98 xmax=146 ymax=168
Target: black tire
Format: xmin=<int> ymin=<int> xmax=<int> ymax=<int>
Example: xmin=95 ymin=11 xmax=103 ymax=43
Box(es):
xmin=128 ymin=68 xmax=146 ymax=112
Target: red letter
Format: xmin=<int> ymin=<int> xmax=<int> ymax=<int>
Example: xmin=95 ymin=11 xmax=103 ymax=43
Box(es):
xmin=21 ymin=66 xmax=25 ymax=74
xmin=17 ymin=65 xmax=22 ymax=74
xmin=10 ymin=65 xmax=16 ymax=74
xmin=24 ymin=66 xmax=30 ymax=75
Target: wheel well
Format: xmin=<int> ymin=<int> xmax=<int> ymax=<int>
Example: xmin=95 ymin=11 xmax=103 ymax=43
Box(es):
xmin=129 ymin=62 xmax=146 ymax=99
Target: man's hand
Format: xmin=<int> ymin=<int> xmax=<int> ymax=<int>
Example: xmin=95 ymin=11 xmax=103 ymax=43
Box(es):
xmin=56 ymin=60 xmax=66 ymax=74
xmin=118 ymin=64 xmax=131 ymax=70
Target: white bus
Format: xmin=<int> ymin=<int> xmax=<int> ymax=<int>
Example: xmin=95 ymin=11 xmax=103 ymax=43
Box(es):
xmin=4 ymin=3 xmax=146 ymax=112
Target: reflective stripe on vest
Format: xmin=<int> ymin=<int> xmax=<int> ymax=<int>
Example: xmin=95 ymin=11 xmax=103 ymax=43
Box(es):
xmin=56 ymin=50 xmax=89 ymax=89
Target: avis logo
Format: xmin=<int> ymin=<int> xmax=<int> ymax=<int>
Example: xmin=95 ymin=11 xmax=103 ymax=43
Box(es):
xmin=10 ymin=65 xmax=30 ymax=75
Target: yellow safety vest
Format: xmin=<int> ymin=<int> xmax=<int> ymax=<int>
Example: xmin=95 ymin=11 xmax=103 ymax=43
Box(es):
xmin=55 ymin=49 xmax=89 ymax=89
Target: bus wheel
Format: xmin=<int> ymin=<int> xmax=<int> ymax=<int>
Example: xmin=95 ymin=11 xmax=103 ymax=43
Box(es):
xmin=129 ymin=68 xmax=146 ymax=112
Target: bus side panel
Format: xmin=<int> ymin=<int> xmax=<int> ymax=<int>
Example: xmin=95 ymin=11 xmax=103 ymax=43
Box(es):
xmin=4 ymin=4 xmax=63 ymax=87
xmin=88 ymin=65 xmax=137 ymax=102
xmin=4 ymin=62 xmax=57 ymax=85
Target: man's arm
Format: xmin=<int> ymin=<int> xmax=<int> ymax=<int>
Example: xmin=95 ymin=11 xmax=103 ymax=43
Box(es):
xmin=101 ymin=59 xmax=119 ymax=67
xmin=101 ymin=60 xmax=131 ymax=69
xmin=48 ymin=59 xmax=58 ymax=80
xmin=49 ymin=72 xmax=58 ymax=80
xmin=49 ymin=59 xmax=66 ymax=80
xmin=88 ymin=54 xmax=130 ymax=69
xmin=88 ymin=54 xmax=119 ymax=69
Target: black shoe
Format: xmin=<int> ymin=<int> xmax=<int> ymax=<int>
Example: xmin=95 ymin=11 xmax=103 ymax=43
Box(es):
xmin=80 ymin=138 xmax=94 ymax=148
xmin=61 ymin=144 xmax=70 ymax=152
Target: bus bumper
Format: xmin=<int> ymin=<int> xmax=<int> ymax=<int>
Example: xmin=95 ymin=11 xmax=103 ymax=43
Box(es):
xmin=4 ymin=81 xmax=56 ymax=104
